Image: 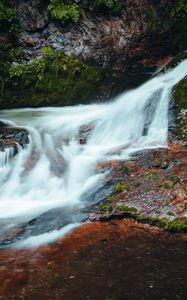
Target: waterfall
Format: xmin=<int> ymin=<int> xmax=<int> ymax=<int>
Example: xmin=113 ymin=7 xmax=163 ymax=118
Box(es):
xmin=0 ymin=147 xmax=15 ymax=168
xmin=0 ymin=60 xmax=186 ymax=246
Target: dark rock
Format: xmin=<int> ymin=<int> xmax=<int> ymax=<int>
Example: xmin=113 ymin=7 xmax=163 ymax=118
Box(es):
xmin=17 ymin=0 xmax=171 ymax=75
xmin=0 ymin=127 xmax=29 ymax=152
xmin=16 ymin=0 xmax=50 ymax=32
xmin=0 ymin=206 xmax=88 ymax=247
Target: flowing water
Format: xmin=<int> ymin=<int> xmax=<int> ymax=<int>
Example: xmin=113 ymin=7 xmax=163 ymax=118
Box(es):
xmin=0 ymin=60 xmax=187 ymax=247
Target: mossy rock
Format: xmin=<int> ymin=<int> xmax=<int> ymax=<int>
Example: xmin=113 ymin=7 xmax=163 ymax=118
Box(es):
xmin=172 ymin=75 xmax=187 ymax=140
xmin=0 ymin=49 xmax=104 ymax=108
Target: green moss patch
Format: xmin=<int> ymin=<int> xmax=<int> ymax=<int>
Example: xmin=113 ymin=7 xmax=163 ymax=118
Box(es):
xmin=1 ymin=48 xmax=103 ymax=108
xmin=48 ymin=0 xmax=84 ymax=24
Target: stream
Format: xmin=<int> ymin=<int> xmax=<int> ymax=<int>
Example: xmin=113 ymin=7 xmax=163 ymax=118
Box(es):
xmin=0 ymin=60 xmax=187 ymax=248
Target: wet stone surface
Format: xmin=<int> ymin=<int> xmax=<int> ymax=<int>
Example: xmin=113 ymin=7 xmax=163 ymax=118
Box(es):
xmin=89 ymin=145 xmax=187 ymax=228
xmin=0 ymin=220 xmax=186 ymax=300
xmin=0 ymin=125 xmax=29 ymax=152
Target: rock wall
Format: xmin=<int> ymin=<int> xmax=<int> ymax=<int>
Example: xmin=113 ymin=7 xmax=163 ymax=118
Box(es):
xmin=17 ymin=0 xmax=171 ymax=73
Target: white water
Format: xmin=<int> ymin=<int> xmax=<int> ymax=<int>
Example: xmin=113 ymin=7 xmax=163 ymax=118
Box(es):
xmin=0 ymin=147 xmax=15 ymax=168
xmin=0 ymin=60 xmax=186 ymax=246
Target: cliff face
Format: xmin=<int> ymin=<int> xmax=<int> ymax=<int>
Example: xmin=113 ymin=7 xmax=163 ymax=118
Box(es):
xmin=17 ymin=0 xmax=171 ymax=72
xmin=0 ymin=0 xmax=186 ymax=108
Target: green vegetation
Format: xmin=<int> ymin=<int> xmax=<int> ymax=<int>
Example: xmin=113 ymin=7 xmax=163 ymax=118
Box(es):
xmin=169 ymin=0 xmax=187 ymax=51
xmin=167 ymin=211 xmax=175 ymax=217
xmin=136 ymin=216 xmax=187 ymax=232
xmin=48 ymin=0 xmax=84 ymax=24
xmin=100 ymin=194 xmax=187 ymax=232
xmin=118 ymin=205 xmax=137 ymax=213
xmin=1 ymin=47 xmax=102 ymax=107
xmin=161 ymin=180 xmax=175 ymax=190
xmin=115 ymin=182 xmax=130 ymax=193
xmin=0 ymin=0 xmax=18 ymax=34
xmin=48 ymin=0 xmax=123 ymax=23
xmin=0 ymin=0 xmax=19 ymax=97
xmin=100 ymin=203 xmax=113 ymax=212
xmin=9 ymin=47 xmax=101 ymax=91
xmin=117 ymin=205 xmax=187 ymax=232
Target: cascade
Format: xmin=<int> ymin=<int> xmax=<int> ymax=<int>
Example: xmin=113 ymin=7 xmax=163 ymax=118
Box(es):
xmin=0 ymin=60 xmax=186 ymax=246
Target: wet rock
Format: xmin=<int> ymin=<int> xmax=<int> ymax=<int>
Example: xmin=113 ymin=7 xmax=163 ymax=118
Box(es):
xmin=16 ymin=0 xmax=49 ymax=32
xmin=89 ymin=146 xmax=187 ymax=230
xmin=0 ymin=207 xmax=87 ymax=247
xmin=0 ymin=220 xmax=186 ymax=300
xmin=0 ymin=128 xmax=29 ymax=150
xmin=0 ymin=127 xmax=29 ymax=163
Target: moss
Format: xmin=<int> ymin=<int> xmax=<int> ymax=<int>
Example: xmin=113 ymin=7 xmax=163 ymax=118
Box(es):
xmin=167 ymin=211 xmax=175 ymax=216
xmin=173 ymin=75 xmax=187 ymax=140
xmin=136 ymin=215 xmax=187 ymax=232
xmin=169 ymin=0 xmax=187 ymax=51
xmin=115 ymin=182 xmax=130 ymax=193
xmin=0 ymin=1 xmax=20 ymax=97
xmin=0 ymin=0 xmax=18 ymax=34
xmin=48 ymin=0 xmax=84 ymax=24
xmin=147 ymin=172 xmax=159 ymax=181
xmin=0 ymin=48 xmax=103 ymax=108
xmin=118 ymin=205 xmax=138 ymax=214
xmin=161 ymin=180 xmax=174 ymax=190
xmin=170 ymin=175 xmax=181 ymax=185
xmin=107 ymin=195 xmax=116 ymax=203
xmin=100 ymin=203 xmax=113 ymax=212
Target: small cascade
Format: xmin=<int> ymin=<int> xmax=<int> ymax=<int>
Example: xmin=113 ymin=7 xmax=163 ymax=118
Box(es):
xmin=0 ymin=147 xmax=15 ymax=168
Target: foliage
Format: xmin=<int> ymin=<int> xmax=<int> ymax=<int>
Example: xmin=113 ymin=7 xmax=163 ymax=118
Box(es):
xmin=0 ymin=0 xmax=18 ymax=34
xmin=170 ymin=0 xmax=187 ymax=21
xmin=115 ymin=182 xmax=130 ymax=193
xmin=90 ymin=0 xmax=123 ymax=14
xmin=169 ymin=0 xmax=187 ymax=51
xmin=48 ymin=0 xmax=84 ymax=24
xmin=5 ymin=48 xmax=102 ymax=106
xmin=118 ymin=205 xmax=137 ymax=213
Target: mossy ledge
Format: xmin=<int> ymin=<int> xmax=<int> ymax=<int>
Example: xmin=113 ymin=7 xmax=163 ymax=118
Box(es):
xmin=0 ymin=48 xmax=103 ymax=108
xmin=100 ymin=200 xmax=187 ymax=232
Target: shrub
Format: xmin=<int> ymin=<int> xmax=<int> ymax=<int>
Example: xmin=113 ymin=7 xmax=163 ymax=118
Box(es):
xmin=48 ymin=0 xmax=84 ymax=24
xmin=0 ymin=0 xmax=18 ymax=34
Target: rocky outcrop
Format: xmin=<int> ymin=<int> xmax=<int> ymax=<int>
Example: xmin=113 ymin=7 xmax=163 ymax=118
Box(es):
xmin=18 ymin=0 xmax=171 ymax=74
xmin=163 ymin=51 xmax=187 ymax=142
